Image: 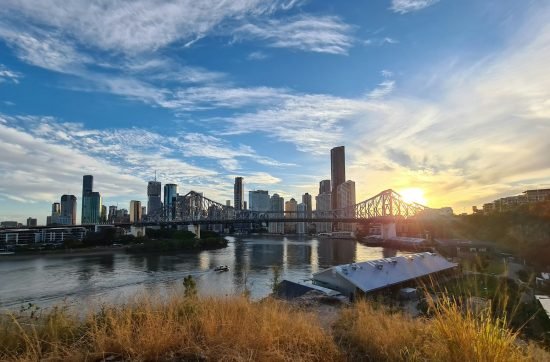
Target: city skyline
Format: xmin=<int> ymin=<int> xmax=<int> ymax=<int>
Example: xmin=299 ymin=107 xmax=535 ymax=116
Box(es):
xmin=1 ymin=0 xmax=550 ymax=223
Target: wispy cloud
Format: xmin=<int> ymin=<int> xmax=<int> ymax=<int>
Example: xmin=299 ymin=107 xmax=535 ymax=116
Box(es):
xmin=367 ymin=80 xmax=396 ymax=99
xmin=390 ymin=0 xmax=439 ymax=14
xmin=0 ymin=0 xmax=303 ymax=54
xmin=0 ymin=64 xmax=21 ymax=84
xmin=363 ymin=37 xmax=399 ymax=46
xmin=247 ymin=51 xmax=268 ymax=60
xmin=235 ymin=15 xmax=354 ymax=55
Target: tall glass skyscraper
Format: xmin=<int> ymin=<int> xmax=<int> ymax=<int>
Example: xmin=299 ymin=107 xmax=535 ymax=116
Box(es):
xmin=330 ymin=146 xmax=346 ymax=210
xmin=234 ymin=177 xmax=243 ymax=210
xmin=249 ymin=190 xmax=270 ymax=211
xmin=147 ymin=181 xmax=162 ymax=219
xmin=163 ymin=183 xmax=178 ymax=220
xmin=82 ymin=192 xmax=101 ymax=224
xmin=82 ymin=175 xmax=93 ymax=194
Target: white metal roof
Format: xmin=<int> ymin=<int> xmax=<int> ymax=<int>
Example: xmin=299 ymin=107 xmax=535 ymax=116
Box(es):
xmin=313 ymin=252 xmax=457 ymax=293
xmin=536 ymin=295 xmax=550 ymax=319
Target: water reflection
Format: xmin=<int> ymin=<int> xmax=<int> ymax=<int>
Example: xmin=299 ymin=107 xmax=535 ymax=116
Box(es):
xmin=0 ymin=236 xmax=406 ymax=309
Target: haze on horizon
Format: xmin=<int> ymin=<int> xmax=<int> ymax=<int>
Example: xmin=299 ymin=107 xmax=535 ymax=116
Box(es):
xmin=0 ymin=0 xmax=549 ymax=223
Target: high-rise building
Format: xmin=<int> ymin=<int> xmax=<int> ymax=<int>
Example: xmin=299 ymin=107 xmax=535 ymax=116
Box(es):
xmin=269 ymin=193 xmax=284 ymax=234
xmin=82 ymin=175 xmax=93 ymax=194
xmin=82 ymin=192 xmax=101 ymax=224
xmin=108 ymin=205 xmax=117 ymax=223
xmin=51 ymin=202 xmax=61 ymax=216
xmin=249 ymin=190 xmax=270 ymax=211
xmin=129 ymin=200 xmax=142 ymax=223
xmin=302 ymin=193 xmax=312 ymax=218
xmin=285 ymin=198 xmax=298 ymax=234
xmin=226 ymin=200 xmax=231 ymax=207
xmin=61 ymin=195 xmax=77 ymax=225
xmin=234 ymin=177 xmax=244 ymax=210
xmin=297 ymin=203 xmax=307 ymax=234
xmin=164 ymin=184 xmax=178 ymax=220
xmin=101 ymin=205 xmax=107 ymax=223
xmin=142 ymin=206 xmax=147 ymax=218
xmin=26 ymin=217 xmax=37 ymax=227
xmin=337 ymin=180 xmax=356 ymax=232
xmin=330 ymin=146 xmax=346 ymax=210
xmin=319 ymin=179 xmax=331 ymax=195
xmin=147 ymin=181 xmax=162 ymax=219
xmin=315 ymin=192 xmax=332 ymax=233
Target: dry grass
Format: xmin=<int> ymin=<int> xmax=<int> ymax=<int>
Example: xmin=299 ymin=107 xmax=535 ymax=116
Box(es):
xmin=1 ymin=292 xmax=549 ymax=362
xmin=333 ymin=295 xmax=548 ymax=362
xmin=0 ymin=295 xmax=341 ymax=361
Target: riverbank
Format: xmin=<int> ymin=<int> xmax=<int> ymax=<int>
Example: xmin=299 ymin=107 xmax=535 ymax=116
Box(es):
xmin=0 ymin=245 xmax=127 ymax=260
xmin=1 ymin=292 xmax=547 ymax=361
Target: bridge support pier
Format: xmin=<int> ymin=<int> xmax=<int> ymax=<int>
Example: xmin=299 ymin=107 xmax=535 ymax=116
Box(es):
xmin=188 ymin=224 xmax=201 ymax=239
xmin=381 ymin=222 xmax=397 ymax=240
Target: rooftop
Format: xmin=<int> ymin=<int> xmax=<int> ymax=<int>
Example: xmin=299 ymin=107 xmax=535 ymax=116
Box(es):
xmin=313 ymin=252 xmax=457 ymax=293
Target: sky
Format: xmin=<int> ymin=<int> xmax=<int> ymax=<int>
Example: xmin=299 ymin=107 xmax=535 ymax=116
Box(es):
xmin=0 ymin=0 xmax=549 ymax=224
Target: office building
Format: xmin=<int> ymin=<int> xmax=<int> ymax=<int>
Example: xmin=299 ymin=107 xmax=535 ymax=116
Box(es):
xmin=147 ymin=181 xmax=162 ymax=219
xmin=26 ymin=217 xmax=37 ymax=227
xmin=226 ymin=200 xmax=231 ymax=207
xmin=319 ymin=179 xmax=331 ymax=195
xmin=101 ymin=205 xmax=107 ymax=223
xmin=164 ymin=184 xmax=178 ymax=220
xmin=142 ymin=206 xmax=147 ymax=218
xmin=52 ymin=202 xmax=61 ymax=216
xmin=337 ymin=180 xmax=356 ymax=232
xmin=60 ymin=195 xmax=77 ymax=225
xmin=108 ymin=206 xmax=117 ymax=223
xmin=330 ymin=146 xmax=346 ymax=210
xmin=82 ymin=175 xmax=93 ymax=194
xmin=82 ymin=192 xmax=102 ymax=224
xmin=249 ymin=190 xmax=270 ymax=211
xmin=269 ymin=194 xmax=284 ymax=234
xmin=285 ymin=198 xmax=298 ymax=233
xmin=234 ymin=177 xmax=244 ymax=210
xmin=315 ymin=192 xmax=332 ymax=233
xmin=129 ymin=200 xmax=142 ymax=223
xmin=297 ymin=203 xmax=307 ymax=234
xmin=302 ymin=193 xmax=312 ymax=218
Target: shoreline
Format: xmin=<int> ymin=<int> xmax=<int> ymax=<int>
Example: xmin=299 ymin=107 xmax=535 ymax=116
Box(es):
xmin=0 ymin=246 xmax=128 ymax=260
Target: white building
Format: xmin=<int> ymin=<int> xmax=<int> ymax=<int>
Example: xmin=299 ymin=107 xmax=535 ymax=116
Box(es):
xmin=313 ymin=252 xmax=457 ymax=299
xmin=297 ymin=203 xmax=307 ymax=234
xmin=315 ymin=192 xmax=332 ymax=233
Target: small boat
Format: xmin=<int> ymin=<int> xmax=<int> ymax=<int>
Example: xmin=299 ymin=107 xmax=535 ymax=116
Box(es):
xmin=214 ymin=265 xmax=229 ymax=272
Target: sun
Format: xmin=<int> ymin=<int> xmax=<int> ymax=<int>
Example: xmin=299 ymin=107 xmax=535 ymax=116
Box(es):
xmin=399 ymin=188 xmax=427 ymax=205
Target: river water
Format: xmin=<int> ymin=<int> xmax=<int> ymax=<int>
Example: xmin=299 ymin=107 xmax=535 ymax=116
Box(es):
xmin=0 ymin=236 xmax=404 ymax=310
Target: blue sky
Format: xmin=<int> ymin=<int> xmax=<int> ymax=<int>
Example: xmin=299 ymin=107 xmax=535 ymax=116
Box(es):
xmin=1 ymin=0 xmax=549 ymax=223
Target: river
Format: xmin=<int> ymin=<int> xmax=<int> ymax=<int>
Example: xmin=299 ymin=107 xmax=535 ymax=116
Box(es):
xmin=0 ymin=236 xmax=405 ymax=310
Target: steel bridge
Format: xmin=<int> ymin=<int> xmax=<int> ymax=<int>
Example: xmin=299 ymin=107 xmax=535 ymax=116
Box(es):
xmin=133 ymin=188 xmax=429 ymax=226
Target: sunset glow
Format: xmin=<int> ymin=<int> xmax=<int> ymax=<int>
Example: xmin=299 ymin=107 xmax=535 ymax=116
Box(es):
xmin=399 ymin=188 xmax=427 ymax=206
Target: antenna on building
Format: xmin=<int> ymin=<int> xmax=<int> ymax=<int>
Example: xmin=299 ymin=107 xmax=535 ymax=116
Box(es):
xmin=154 ymin=170 xmax=157 ymax=182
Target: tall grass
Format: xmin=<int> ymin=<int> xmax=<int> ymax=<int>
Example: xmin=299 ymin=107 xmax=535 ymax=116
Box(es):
xmin=1 ymin=291 xmax=548 ymax=361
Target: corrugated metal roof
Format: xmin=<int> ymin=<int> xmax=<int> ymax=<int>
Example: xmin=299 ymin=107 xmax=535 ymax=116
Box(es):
xmin=536 ymin=295 xmax=550 ymax=319
xmin=313 ymin=252 xmax=457 ymax=293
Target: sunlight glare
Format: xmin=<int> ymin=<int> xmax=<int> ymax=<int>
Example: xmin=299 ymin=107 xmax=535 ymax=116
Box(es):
xmin=400 ymin=188 xmax=427 ymax=205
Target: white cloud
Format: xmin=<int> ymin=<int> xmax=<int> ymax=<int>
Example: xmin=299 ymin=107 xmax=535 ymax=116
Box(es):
xmin=247 ymin=51 xmax=268 ymax=60
xmin=390 ymin=0 xmax=439 ymax=14
xmin=0 ymin=64 xmax=21 ymax=84
xmin=367 ymin=80 xmax=395 ymax=99
xmin=235 ymin=15 xmax=354 ymax=55
xmin=0 ymin=0 xmax=303 ymax=54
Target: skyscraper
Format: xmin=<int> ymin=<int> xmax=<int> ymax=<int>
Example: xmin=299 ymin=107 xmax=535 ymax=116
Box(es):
xmin=234 ymin=177 xmax=243 ymax=210
xmin=319 ymin=179 xmax=331 ymax=195
xmin=269 ymin=193 xmax=284 ymax=234
xmin=331 ymin=146 xmax=346 ymax=210
xmin=315 ymin=192 xmax=332 ymax=233
xmin=285 ymin=198 xmax=298 ymax=234
xmin=147 ymin=180 xmax=162 ymax=219
xmin=81 ymin=175 xmax=97 ymax=224
xmin=82 ymin=175 xmax=93 ymax=194
xmin=82 ymin=192 xmax=102 ymax=224
xmin=164 ymin=183 xmax=178 ymax=220
xmin=61 ymin=194 xmax=77 ymax=225
xmin=302 ymin=193 xmax=312 ymax=218
xmin=51 ymin=202 xmax=61 ymax=216
xmin=249 ymin=190 xmax=270 ymax=211
xmin=108 ymin=205 xmax=117 ymax=223
xmin=337 ymin=180 xmax=356 ymax=232
xmin=297 ymin=203 xmax=307 ymax=234
xmin=129 ymin=200 xmax=142 ymax=223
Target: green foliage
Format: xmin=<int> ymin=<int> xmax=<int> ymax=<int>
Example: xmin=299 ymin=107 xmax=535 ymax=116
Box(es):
xmin=183 ymin=275 xmax=197 ymax=299
xmin=270 ymin=265 xmax=282 ymax=295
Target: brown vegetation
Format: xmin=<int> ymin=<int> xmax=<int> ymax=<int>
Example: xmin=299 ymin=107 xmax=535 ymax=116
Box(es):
xmin=1 ymin=292 xmax=548 ymax=361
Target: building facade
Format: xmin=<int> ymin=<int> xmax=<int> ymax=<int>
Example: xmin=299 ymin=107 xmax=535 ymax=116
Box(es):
xmin=268 ymin=193 xmax=284 ymax=234
xmin=249 ymin=190 xmax=270 ymax=211
xmin=61 ymin=194 xmax=77 ymax=225
xmin=315 ymin=192 xmax=332 ymax=233
xmin=164 ymin=183 xmax=178 ymax=220
xmin=129 ymin=200 xmax=142 ymax=223
xmin=330 ymin=146 xmax=346 ymax=210
xmin=297 ymin=203 xmax=307 ymax=234
xmin=337 ymin=180 xmax=356 ymax=232
xmin=147 ymin=181 xmax=162 ymax=219
xmin=234 ymin=177 xmax=244 ymax=210
xmin=319 ymin=179 xmax=331 ymax=195
xmin=82 ymin=192 xmax=102 ymax=224
xmin=285 ymin=198 xmax=298 ymax=234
